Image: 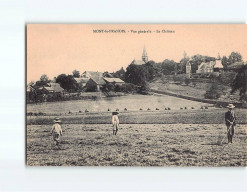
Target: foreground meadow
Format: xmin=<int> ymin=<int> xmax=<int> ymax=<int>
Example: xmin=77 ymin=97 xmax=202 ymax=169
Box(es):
xmin=26 ymin=124 xmax=247 ymax=166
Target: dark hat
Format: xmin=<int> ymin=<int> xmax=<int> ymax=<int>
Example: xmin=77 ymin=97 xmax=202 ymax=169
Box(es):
xmin=112 ymin=112 xmax=119 ymax=115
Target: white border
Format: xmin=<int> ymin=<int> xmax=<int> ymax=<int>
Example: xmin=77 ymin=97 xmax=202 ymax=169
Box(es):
xmin=0 ymin=0 xmax=247 ymax=192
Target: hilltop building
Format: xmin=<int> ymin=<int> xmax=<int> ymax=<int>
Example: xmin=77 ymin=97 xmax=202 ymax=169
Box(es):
xmin=186 ymin=61 xmax=192 ymax=78
xmin=196 ymin=59 xmax=223 ymax=74
xmin=131 ymin=46 xmax=149 ymax=65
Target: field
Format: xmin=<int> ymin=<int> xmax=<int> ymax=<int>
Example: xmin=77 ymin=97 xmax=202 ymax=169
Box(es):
xmin=26 ymin=95 xmax=247 ymax=166
xmin=150 ymin=80 xmax=240 ymax=102
xmin=27 ymin=94 xmax=213 ymax=114
xmin=27 ymin=108 xmax=247 ymax=125
xmin=27 ymin=123 xmax=247 ymax=166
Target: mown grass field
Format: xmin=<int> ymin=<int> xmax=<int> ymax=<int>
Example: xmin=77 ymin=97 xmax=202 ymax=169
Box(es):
xmin=27 ymin=108 xmax=247 ymax=125
xmin=26 ymin=123 xmax=247 ymax=166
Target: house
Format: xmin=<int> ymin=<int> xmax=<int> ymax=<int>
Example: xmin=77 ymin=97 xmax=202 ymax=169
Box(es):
xmin=103 ymin=77 xmax=125 ymax=85
xmin=213 ymin=59 xmax=224 ymax=72
xmin=131 ymin=46 xmax=148 ymax=65
xmin=74 ymin=78 xmax=89 ymax=88
xmin=196 ymin=59 xmax=224 ymax=74
xmin=196 ymin=61 xmax=214 ymax=73
xmin=42 ymin=83 xmax=64 ymax=93
xmin=85 ymin=77 xmax=106 ymax=92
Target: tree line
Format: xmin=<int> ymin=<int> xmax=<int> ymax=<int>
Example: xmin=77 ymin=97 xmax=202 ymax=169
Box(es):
xmin=27 ymin=51 xmax=246 ymax=102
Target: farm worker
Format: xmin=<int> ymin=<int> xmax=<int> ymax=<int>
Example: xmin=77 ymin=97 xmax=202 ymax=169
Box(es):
xmin=225 ymin=104 xmax=236 ymax=144
xmin=51 ymin=117 xmax=63 ymax=145
xmin=112 ymin=112 xmax=119 ymax=135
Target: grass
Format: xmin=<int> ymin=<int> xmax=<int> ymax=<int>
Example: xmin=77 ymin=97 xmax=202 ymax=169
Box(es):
xmin=150 ymin=80 xmax=241 ymax=103
xmin=26 ymin=124 xmax=247 ymax=166
xmin=150 ymin=81 xmax=208 ymax=99
xmin=26 ymin=108 xmax=247 ymax=125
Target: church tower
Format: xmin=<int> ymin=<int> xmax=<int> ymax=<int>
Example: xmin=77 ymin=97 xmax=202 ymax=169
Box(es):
xmin=142 ymin=46 xmax=148 ymax=63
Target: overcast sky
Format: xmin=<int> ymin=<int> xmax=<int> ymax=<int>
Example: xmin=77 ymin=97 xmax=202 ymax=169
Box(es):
xmin=27 ymin=24 xmax=247 ymax=83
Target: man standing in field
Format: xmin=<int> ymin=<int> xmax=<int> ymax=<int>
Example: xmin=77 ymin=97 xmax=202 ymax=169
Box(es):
xmin=112 ymin=112 xmax=119 ymax=135
xmin=51 ymin=117 xmax=63 ymax=145
xmin=225 ymin=104 xmax=236 ymax=144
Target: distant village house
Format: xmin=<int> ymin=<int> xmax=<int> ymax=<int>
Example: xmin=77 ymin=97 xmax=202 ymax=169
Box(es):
xmin=74 ymin=77 xmax=89 ymax=88
xmin=84 ymin=71 xmax=125 ymax=92
xmin=86 ymin=77 xmax=106 ymax=92
xmin=39 ymin=83 xmax=64 ymax=93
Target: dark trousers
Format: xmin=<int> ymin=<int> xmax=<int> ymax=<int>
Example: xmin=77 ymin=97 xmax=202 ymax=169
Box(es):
xmin=227 ymin=125 xmax=235 ymax=143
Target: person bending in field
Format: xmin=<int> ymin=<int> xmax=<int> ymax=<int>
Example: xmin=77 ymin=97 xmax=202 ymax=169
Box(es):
xmin=112 ymin=112 xmax=119 ymax=135
xmin=225 ymin=104 xmax=236 ymax=144
xmin=51 ymin=117 xmax=63 ymax=145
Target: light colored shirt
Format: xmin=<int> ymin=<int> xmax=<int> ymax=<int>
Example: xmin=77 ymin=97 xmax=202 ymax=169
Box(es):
xmin=51 ymin=123 xmax=63 ymax=135
xmin=112 ymin=115 xmax=119 ymax=126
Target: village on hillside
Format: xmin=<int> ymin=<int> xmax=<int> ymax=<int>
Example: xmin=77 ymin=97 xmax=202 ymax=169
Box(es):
xmin=26 ymin=47 xmax=247 ymax=107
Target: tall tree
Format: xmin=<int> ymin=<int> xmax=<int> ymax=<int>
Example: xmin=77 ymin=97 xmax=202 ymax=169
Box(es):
xmin=231 ymin=65 xmax=247 ymax=101
xmin=178 ymin=57 xmax=190 ymax=74
xmin=35 ymin=74 xmax=50 ymax=87
xmin=72 ymin=70 xmax=80 ymax=78
xmin=190 ymin=54 xmax=203 ymax=73
xmin=56 ymin=74 xmax=79 ymax=92
xmin=221 ymin=56 xmax=229 ymax=70
xmin=112 ymin=67 xmax=126 ymax=81
xmin=160 ymin=59 xmax=176 ymax=75
xmin=228 ymin=52 xmax=242 ymax=65
xmin=40 ymin=74 xmax=49 ymax=82
xmin=143 ymin=61 xmax=157 ymax=81
xmin=125 ymin=64 xmax=147 ymax=87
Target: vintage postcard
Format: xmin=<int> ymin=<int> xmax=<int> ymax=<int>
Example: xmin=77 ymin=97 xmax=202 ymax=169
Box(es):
xmin=26 ymin=24 xmax=247 ymax=166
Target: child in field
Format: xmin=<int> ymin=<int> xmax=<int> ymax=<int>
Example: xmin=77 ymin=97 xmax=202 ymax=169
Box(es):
xmin=51 ymin=117 xmax=63 ymax=145
xmin=112 ymin=112 xmax=119 ymax=135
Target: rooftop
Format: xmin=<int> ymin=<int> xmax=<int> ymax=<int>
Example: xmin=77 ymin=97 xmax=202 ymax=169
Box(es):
xmin=103 ymin=77 xmax=125 ymax=83
xmin=90 ymin=76 xmax=106 ymax=85
xmin=45 ymin=83 xmax=64 ymax=92
xmin=131 ymin=59 xmax=146 ymax=65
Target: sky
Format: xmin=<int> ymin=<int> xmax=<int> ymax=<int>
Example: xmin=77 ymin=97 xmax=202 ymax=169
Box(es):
xmin=27 ymin=24 xmax=247 ymax=83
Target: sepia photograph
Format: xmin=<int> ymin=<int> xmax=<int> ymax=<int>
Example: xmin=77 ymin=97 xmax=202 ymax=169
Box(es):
xmin=26 ymin=24 xmax=247 ymax=166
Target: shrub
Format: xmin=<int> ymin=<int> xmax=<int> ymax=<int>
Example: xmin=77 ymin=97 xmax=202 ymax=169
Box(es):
xmin=218 ymin=72 xmax=237 ymax=86
xmin=184 ymin=78 xmax=191 ymax=86
xmin=173 ymin=74 xmax=186 ymax=83
xmin=204 ymin=81 xmax=222 ymax=99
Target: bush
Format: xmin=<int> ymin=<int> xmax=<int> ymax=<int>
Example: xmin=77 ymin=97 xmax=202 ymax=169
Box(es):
xmin=173 ymin=74 xmax=186 ymax=83
xmin=123 ymin=83 xmax=137 ymax=93
xmin=218 ymin=72 xmax=237 ymax=86
xmin=184 ymin=78 xmax=191 ymax=86
xmin=204 ymin=81 xmax=222 ymax=99
xmin=209 ymin=73 xmax=218 ymax=79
